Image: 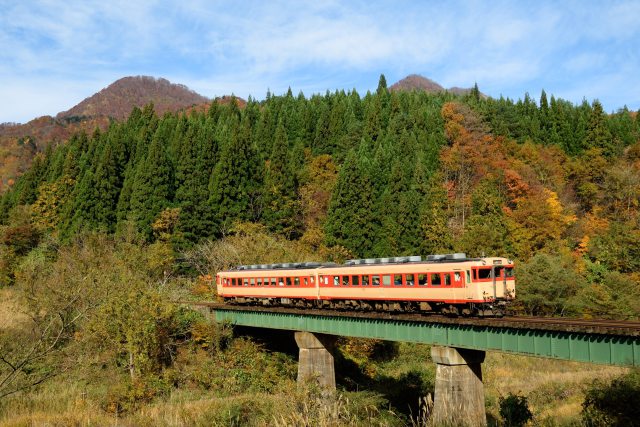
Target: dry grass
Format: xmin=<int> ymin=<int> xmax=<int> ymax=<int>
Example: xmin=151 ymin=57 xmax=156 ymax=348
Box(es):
xmin=483 ymin=352 xmax=627 ymax=424
xmin=0 ymin=288 xmax=30 ymax=332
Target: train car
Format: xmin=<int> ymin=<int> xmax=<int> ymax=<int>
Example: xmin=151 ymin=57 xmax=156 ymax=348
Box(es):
xmin=216 ymin=254 xmax=515 ymax=317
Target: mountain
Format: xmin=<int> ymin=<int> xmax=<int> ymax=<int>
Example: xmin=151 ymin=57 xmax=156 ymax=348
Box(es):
xmin=390 ymin=74 xmax=482 ymax=97
xmin=389 ymin=75 xmax=445 ymax=93
xmin=0 ymin=76 xmax=214 ymax=192
xmin=57 ymin=76 xmax=210 ymax=120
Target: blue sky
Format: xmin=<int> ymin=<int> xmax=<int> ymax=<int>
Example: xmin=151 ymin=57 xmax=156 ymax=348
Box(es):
xmin=1 ymin=0 xmax=639 ymax=123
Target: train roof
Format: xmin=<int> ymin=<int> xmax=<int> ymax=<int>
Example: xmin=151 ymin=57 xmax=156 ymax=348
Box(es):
xmin=224 ymin=253 xmax=513 ymax=273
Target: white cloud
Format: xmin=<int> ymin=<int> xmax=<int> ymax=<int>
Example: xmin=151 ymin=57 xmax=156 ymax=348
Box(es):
xmin=0 ymin=0 xmax=638 ymax=122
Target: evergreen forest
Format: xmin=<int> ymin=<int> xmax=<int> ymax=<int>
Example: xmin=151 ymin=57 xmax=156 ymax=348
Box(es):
xmin=3 ymin=76 xmax=640 ymax=317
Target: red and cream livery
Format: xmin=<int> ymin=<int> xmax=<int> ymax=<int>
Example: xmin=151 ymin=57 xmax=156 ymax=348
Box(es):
xmin=216 ymin=254 xmax=515 ymax=317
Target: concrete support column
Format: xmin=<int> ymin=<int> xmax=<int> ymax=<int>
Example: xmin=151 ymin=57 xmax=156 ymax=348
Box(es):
xmin=294 ymin=331 xmax=337 ymax=390
xmin=431 ymin=346 xmax=487 ymax=427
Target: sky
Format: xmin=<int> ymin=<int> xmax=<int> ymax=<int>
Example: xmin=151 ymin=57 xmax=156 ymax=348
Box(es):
xmin=1 ymin=0 xmax=639 ymax=123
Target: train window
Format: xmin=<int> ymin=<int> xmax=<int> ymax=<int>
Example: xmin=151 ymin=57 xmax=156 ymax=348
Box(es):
xmin=243 ymin=278 xmax=249 ymax=286
xmin=333 ymin=276 xmax=340 ymax=286
xmin=478 ymin=268 xmax=492 ymax=280
xmin=250 ymin=278 xmax=256 ymax=286
xmin=303 ymin=277 xmax=309 ymax=286
xmin=394 ymin=274 xmax=403 ymax=286
xmin=418 ymin=274 xmax=428 ymax=286
xmin=270 ymin=278 xmax=276 ymax=286
xmin=362 ymin=275 xmax=370 ymax=286
xmin=278 ymin=278 xmax=285 ymax=286
xmin=257 ymin=278 xmax=263 ymax=286
xmin=494 ymin=267 xmax=504 ymax=279
xmin=405 ymin=274 xmax=416 ymax=286
xmin=382 ymin=275 xmax=391 ymax=286
xmin=444 ymin=273 xmax=451 ymax=286
xmin=322 ymin=276 xmax=329 ymax=285
xmin=310 ymin=276 xmax=315 ymax=284
xmin=294 ymin=277 xmax=300 ymax=286
xmin=342 ymin=276 xmax=349 ymax=286
xmin=352 ymin=275 xmax=360 ymax=286
xmin=466 ymin=270 xmax=471 ymax=283
xmin=454 ymin=272 xmax=461 ymax=284
xmin=372 ymin=275 xmax=381 ymax=286
xmin=431 ymin=274 xmax=441 ymax=286
xmin=286 ymin=277 xmax=293 ymax=286
xmin=505 ymin=267 xmax=514 ymax=278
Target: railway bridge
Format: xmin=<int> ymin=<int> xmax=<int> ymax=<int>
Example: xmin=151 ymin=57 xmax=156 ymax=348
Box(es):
xmin=200 ymin=303 xmax=640 ymax=426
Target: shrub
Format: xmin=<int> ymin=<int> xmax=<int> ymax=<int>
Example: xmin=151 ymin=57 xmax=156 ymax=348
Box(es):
xmin=499 ymin=392 xmax=533 ymax=427
xmin=582 ymin=370 xmax=640 ymax=426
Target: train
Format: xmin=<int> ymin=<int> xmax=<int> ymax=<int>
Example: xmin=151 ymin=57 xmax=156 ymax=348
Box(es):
xmin=216 ymin=253 xmax=515 ymax=317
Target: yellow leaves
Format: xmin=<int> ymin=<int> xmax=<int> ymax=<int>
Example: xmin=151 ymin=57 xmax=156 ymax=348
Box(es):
xmin=506 ymin=188 xmax=576 ymax=259
xmin=151 ymin=208 xmax=180 ymax=241
xmin=544 ymin=189 xmax=576 ymax=226
xmin=30 ymin=176 xmax=75 ymax=232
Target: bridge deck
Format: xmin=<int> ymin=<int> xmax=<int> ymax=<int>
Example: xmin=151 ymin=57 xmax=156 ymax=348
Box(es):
xmin=203 ymin=304 xmax=640 ymax=367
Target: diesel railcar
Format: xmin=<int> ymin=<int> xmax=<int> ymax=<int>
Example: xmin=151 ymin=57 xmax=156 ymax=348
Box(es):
xmin=216 ymin=253 xmax=515 ymax=317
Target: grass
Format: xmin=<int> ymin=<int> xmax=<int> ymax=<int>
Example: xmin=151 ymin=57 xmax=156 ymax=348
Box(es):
xmin=0 ymin=288 xmax=29 ymax=332
xmin=0 ymin=322 xmax=630 ymax=426
xmin=483 ymin=352 xmax=627 ymax=425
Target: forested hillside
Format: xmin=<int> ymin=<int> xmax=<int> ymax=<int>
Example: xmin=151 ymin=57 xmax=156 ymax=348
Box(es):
xmin=1 ymin=75 xmax=640 ymax=317
xmin=2 ymin=75 xmax=640 ymax=425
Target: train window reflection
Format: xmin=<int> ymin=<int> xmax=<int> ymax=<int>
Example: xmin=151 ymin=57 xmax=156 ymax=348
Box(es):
xmin=405 ymin=274 xmax=416 ymax=286
xmin=431 ymin=274 xmax=441 ymax=286
xmin=382 ymin=275 xmax=391 ymax=286
xmin=394 ymin=274 xmax=402 ymax=286
xmin=478 ymin=268 xmax=492 ymax=279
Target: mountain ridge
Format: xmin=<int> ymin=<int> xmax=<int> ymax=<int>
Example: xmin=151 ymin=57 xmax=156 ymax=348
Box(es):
xmin=56 ymin=76 xmax=210 ymax=120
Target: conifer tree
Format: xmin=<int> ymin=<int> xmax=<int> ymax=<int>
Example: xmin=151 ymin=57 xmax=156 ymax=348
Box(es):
xmin=208 ymin=114 xmax=262 ymax=236
xmin=584 ymin=100 xmax=616 ymax=156
xmin=325 ymin=148 xmax=376 ymax=257
xmin=174 ymin=121 xmax=216 ymax=242
xmin=128 ymin=125 xmax=175 ymax=239
xmin=262 ymin=118 xmax=301 ymax=237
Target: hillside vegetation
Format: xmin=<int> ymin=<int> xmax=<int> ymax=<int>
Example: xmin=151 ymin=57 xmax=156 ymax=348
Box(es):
xmin=2 ymin=76 xmax=639 ymax=317
xmin=1 ymin=75 xmax=640 ymax=424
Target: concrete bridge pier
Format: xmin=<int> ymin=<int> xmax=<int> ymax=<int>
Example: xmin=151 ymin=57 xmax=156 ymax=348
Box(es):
xmin=431 ymin=346 xmax=487 ymax=427
xmin=294 ymin=331 xmax=337 ymax=390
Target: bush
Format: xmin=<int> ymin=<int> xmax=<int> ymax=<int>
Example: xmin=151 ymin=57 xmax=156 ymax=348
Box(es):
xmin=582 ymin=370 xmax=640 ymax=426
xmin=499 ymin=392 xmax=533 ymax=427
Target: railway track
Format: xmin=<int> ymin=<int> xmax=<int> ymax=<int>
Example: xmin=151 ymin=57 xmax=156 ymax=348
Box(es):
xmin=185 ymin=301 xmax=640 ymax=337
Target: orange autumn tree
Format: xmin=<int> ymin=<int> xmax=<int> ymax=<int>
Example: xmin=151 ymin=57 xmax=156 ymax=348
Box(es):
xmin=439 ymin=102 xmax=509 ymax=236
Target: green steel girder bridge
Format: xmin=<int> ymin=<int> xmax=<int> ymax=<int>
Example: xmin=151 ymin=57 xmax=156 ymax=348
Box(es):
xmin=208 ymin=303 xmax=640 ymax=366
xmin=199 ymin=303 xmax=640 ymax=426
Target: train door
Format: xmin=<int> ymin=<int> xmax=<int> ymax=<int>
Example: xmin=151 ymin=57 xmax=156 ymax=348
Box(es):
xmin=491 ymin=267 xmax=497 ymax=300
